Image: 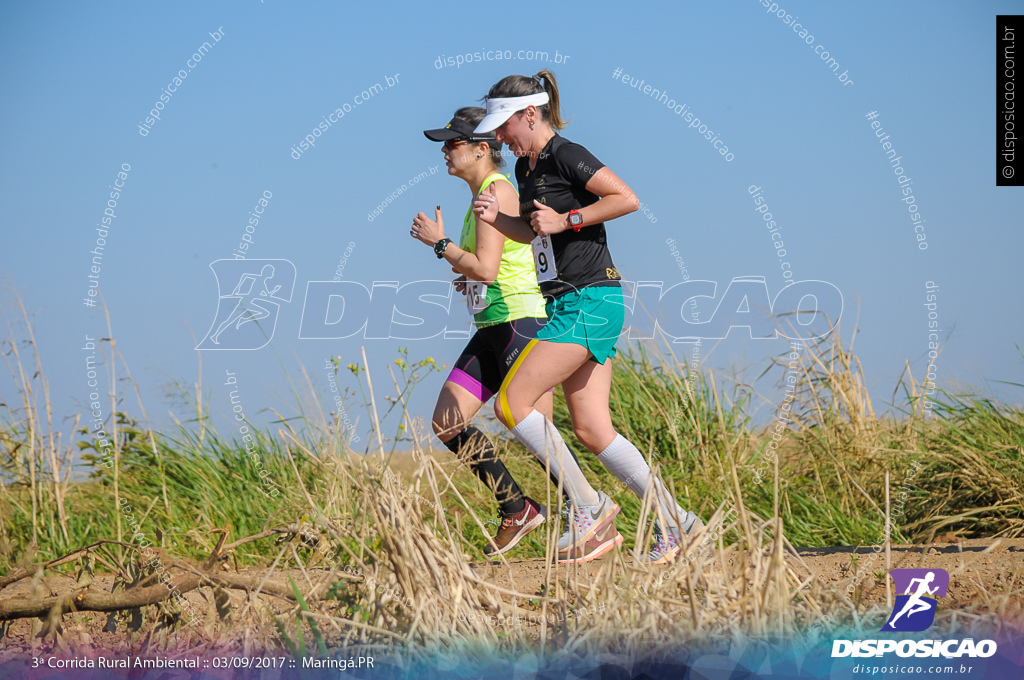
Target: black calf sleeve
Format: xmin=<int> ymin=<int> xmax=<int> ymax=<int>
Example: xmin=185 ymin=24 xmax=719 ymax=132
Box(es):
xmin=443 ymin=426 xmax=525 ymax=516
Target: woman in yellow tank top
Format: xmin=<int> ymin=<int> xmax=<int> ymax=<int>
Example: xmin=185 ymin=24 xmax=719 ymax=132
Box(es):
xmin=410 ymin=107 xmax=582 ymax=556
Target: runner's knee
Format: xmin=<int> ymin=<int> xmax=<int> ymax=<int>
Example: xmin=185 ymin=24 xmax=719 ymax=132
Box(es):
xmin=432 ymin=405 xmax=464 ymax=441
xmin=494 ymin=392 xmax=514 ymax=428
xmin=432 ymin=418 xmax=450 ymax=440
xmin=572 ymin=425 xmax=600 ymax=452
xmin=573 ymin=422 xmax=614 ymax=453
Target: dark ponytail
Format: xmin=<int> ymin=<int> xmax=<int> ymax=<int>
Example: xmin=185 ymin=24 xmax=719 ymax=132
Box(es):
xmin=485 ymin=70 xmax=568 ymax=130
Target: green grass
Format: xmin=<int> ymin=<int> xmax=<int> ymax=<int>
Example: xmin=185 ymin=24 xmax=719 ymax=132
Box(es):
xmin=3 ymin=320 xmax=1024 ymax=658
xmin=2 ymin=331 xmax=1023 ymax=577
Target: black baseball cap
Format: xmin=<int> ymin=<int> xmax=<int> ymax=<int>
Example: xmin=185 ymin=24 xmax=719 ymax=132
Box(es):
xmin=423 ymin=117 xmax=501 ymax=149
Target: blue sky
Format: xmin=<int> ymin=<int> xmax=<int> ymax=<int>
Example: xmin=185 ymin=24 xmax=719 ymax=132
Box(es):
xmin=1 ymin=1 xmax=1021 ymax=458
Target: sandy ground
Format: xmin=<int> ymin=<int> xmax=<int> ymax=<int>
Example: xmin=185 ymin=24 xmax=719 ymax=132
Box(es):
xmin=475 ymin=537 xmax=1024 ymax=626
xmin=0 ymin=537 xmax=1021 ymax=658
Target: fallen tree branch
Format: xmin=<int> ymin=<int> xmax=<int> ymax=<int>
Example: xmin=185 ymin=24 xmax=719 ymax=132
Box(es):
xmin=0 ymin=573 xmax=203 ymax=621
xmin=0 ymin=527 xmax=353 ymax=622
xmin=0 ymin=540 xmax=138 ymax=593
xmin=0 ymin=565 xmax=312 ymax=622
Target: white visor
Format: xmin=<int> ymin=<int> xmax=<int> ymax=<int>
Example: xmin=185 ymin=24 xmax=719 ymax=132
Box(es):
xmin=474 ymin=92 xmax=550 ymax=133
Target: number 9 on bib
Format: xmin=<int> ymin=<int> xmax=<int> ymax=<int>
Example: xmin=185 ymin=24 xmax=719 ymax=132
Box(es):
xmin=531 ymin=235 xmax=557 ymax=282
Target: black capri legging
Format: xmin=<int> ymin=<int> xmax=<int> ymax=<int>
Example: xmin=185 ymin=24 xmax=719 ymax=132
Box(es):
xmin=445 ymin=316 xmax=547 ymax=402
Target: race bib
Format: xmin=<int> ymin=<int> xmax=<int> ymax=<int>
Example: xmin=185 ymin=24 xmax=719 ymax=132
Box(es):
xmin=531 ymin=235 xmax=557 ymax=282
xmin=466 ymin=280 xmax=489 ymax=314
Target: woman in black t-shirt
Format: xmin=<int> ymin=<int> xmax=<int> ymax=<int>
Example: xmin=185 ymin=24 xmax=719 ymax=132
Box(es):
xmin=473 ymin=71 xmax=703 ymax=564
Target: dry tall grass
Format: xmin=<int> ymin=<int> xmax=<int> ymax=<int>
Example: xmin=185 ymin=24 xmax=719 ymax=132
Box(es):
xmin=1 ymin=307 xmax=1021 ymax=661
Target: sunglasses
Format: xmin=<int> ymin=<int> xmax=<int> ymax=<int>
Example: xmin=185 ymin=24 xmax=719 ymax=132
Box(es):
xmin=442 ymin=137 xmax=471 ymax=151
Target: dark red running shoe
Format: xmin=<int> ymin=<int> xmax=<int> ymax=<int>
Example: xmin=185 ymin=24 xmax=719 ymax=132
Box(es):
xmin=484 ymin=497 xmax=546 ymax=556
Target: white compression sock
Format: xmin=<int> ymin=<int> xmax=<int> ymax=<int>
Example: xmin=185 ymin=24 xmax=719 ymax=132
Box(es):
xmin=510 ymin=410 xmax=600 ymax=506
xmin=598 ymin=434 xmax=694 ymax=530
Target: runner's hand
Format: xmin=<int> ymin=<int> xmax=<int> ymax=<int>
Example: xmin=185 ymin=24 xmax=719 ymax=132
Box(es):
xmin=530 ymin=200 xmax=568 ymax=236
xmin=453 ymin=274 xmax=467 ymax=295
xmin=411 ymin=206 xmax=444 ymax=246
xmin=472 ymin=183 xmax=499 ymax=223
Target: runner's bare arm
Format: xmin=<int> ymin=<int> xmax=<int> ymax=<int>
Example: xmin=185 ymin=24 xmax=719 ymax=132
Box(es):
xmin=454 ymin=202 xmax=506 ymax=282
xmin=574 ymin=166 xmax=639 ymax=228
xmin=473 ymin=182 xmax=534 ymax=244
xmin=412 ymin=205 xmax=504 ymax=282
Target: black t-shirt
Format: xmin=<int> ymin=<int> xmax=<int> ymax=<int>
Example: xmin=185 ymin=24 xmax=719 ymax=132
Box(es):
xmin=515 ymin=135 xmax=621 ymax=298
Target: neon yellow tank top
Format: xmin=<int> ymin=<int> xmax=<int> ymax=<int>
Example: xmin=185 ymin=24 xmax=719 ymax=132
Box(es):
xmin=460 ymin=173 xmax=546 ymax=327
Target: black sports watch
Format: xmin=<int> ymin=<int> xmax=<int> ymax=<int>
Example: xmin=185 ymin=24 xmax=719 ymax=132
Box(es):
xmin=433 ymin=238 xmax=453 ymax=259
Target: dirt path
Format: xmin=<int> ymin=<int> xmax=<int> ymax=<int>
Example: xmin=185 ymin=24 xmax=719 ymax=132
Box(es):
xmin=1 ymin=538 xmax=1020 ymax=659
xmin=472 ymin=537 xmax=1024 ymax=623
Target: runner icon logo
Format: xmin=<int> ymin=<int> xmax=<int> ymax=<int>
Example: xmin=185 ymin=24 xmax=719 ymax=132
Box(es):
xmin=196 ymin=259 xmax=296 ymax=351
xmin=880 ymin=568 xmax=949 ymax=632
